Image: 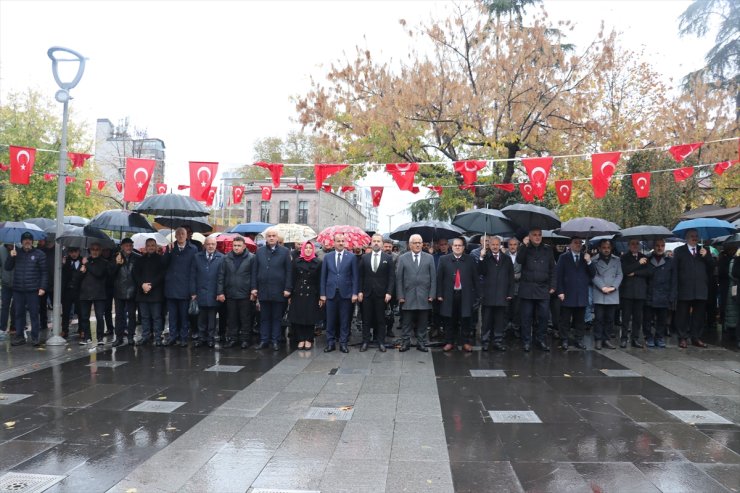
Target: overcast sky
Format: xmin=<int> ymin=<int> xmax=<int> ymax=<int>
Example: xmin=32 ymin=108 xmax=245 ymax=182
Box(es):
xmin=0 ymin=0 xmax=714 ymax=231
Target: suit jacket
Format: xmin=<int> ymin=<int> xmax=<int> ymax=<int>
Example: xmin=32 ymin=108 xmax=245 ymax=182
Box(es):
xmin=132 ymin=253 xmax=166 ymax=303
xmin=556 ymin=251 xmax=593 ymax=307
xmin=320 ymin=249 xmax=359 ymax=299
xmin=358 ymin=251 xmax=395 ymax=298
xmin=190 ymin=251 xmax=224 ymax=307
xmin=506 ymin=250 xmax=522 ymax=296
xmin=620 ymin=252 xmax=650 ymax=300
xmin=251 ymin=245 xmax=293 ymax=302
xmin=396 ymin=250 xmax=436 ymax=311
xmin=437 ymin=253 xmax=477 ymax=317
xmin=478 ymin=251 xmax=515 ymax=307
xmin=516 ymin=243 xmax=556 ymax=300
xmin=590 ymin=254 xmax=623 ymax=305
xmin=164 ymin=242 xmax=197 ymax=300
xmin=672 ymin=244 xmax=715 ymax=301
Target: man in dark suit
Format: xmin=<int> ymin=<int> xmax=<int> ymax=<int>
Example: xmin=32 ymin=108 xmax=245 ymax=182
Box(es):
xmin=320 ymin=233 xmax=359 ymax=353
xmin=672 ymin=229 xmax=715 ymax=348
xmin=132 ymin=238 xmax=166 ymax=346
xmin=438 ymin=237 xmax=477 ymax=351
xmin=517 ymin=229 xmax=556 ymax=352
xmin=619 ymin=239 xmax=650 ymax=348
xmin=358 ymin=234 xmax=394 ymax=352
xmin=555 ymin=237 xmax=593 ymax=350
xmin=477 ymin=236 xmax=515 ymax=351
xmin=191 ymin=236 xmax=224 ymax=348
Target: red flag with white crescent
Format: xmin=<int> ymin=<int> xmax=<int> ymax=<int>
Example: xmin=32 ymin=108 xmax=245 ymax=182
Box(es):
xmin=522 ymin=157 xmax=552 ymax=199
xmin=255 ymin=161 xmax=284 ymax=188
xmin=205 ymin=187 xmax=217 ymax=207
xmin=668 ymin=142 xmax=703 ymax=163
xmin=673 ymin=166 xmax=694 ymax=182
xmin=84 ymin=179 xmax=92 ymax=196
xmin=97 ymin=180 xmax=107 ymax=191
xmin=189 ymin=161 xmax=218 ymax=201
xmin=65 ymin=176 xmax=75 ymax=185
xmin=370 ymin=186 xmax=383 ymax=207
xmin=314 ymin=164 xmax=348 ymax=190
xmin=156 ymin=183 xmax=167 ymax=194
xmin=9 ymin=146 xmax=35 ymax=185
xmin=385 ymin=163 xmax=418 ymax=191
xmin=124 ymin=157 xmax=156 ymax=202
xmin=714 ymin=160 xmax=735 ymax=176
xmin=519 ymin=182 xmax=535 ymax=202
xmin=555 ymin=180 xmax=572 ymax=204
xmin=340 ymin=185 xmax=356 ymax=193
xmin=232 ymin=185 xmax=245 ymax=204
xmin=44 ymin=173 xmax=55 ymax=182
xmin=0 ymin=163 xmax=8 ymax=172
xmin=453 ymin=160 xmax=486 ymax=185
xmin=429 ymin=186 xmax=443 ymax=196
xmin=494 ymin=183 xmax=516 ymax=193
xmin=261 ymin=186 xmax=272 ymax=201
xmin=591 ymin=152 xmax=620 ymax=198
xmin=68 ymin=152 xmax=92 ymax=169
xmin=115 ymin=181 xmax=123 ymax=193
xmin=631 ymin=172 xmax=651 ymax=198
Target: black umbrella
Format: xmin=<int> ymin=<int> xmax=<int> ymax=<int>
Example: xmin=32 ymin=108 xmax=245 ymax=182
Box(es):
xmin=56 ymin=225 xmax=116 ymax=250
xmin=501 ymin=203 xmax=561 ymax=231
xmin=24 ymin=217 xmax=56 ymax=231
xmin=452 ymin=209 xmax=515 ymax=236
xmin=557 ymin=217 xmax=621 ymax=239
xmin=719 ymin=233 xmax=740 ymax=247
xmin=155 ymin=216 xmax=213 ymax=234
xmin=541 ymin=229 xmax=571 ymax=245
xmin=133 ymin=194 xmax=209 ymax=218
xmin=390 ymin=220 xmax=465 ymax=242
xmin=89 ymin=209 xmax=157 ymax=234
xmin=618 ymin=225 xmax=674 ymax=241
xmin=63 ymin=215 xmax=90 ymax=226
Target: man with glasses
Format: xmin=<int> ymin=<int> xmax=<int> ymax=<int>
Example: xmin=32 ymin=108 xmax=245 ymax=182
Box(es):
xmin=645 ymin=239 xmax=675 ymax=348
xmin=556 ymin=237 xmax=592 ymax=350
xmin=516 ymin=228 xmax=556 ymax=352
xmin=438 ymin=237 xmax=477 ymax=351
xmin=320 ymin=233 xmax=359 ymax=353
xmin=396 ymin=234 xmax=436 ymax=352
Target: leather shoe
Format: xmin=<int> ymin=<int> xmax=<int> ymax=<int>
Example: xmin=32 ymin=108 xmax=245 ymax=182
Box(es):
xmin=223 ymin=340 xmax=236 ymax=348
xmin=360 ymin=343 xmax=368 ymax=352
xmin=631 ymin=339 xmax=644 ymax=348
xmin=257 ymin=342 xmax=270 ymax=349
xmin=691 ymin=339 xmax=707 ymax=348
xmin=595 ymin=340 xmax=603 ymax=350
xmin=561 ymin=341 xmax=569 ymax=350
xmin=340 ymin=344 xmax=349 ymax=353
xmin=272 ymin=343 xmax=280 ymax=351
xmin=462 ymin=343 xmax=473 ymax=352
xmin=443 ymin=343 xmax=454 ymax=352
xmin=536 ymin=341 xmax=551 ymax=352
xmin=603 ymin=340 xmax=616 ymax=349
xmin=619 ymin=339 xmax=628 ymax=348
xmin=378 ymin=344 xmax=387 ymax=352
xmin=154 ymin=340 xmax=164 ymax=347
xmin=11 ymin=337 xmax=26 ymax=346
xmin=399 ymin=343 xmax=410 ymax=352
xmin=481 ymin=343 xmax=489 ymax=351
xmin=112 ymin=339 xmax=125 ymax=348
xmin=241 ymin=341 xmax=250 ymax=349
xmin=492 ymin=342 xmax=507 ymax=352
xmin=163 ymin=339 xmax=177 ymax=347
xmin=207 ymin=341 xmax=215 ymax=348
xmin=678 ymin=339 xmax=688 ymax=349
xmin=324 ymin=344 xmax=336 ymax=353
xmin=522 ymin=343 xmax=531 ymax=352
xmin=417 ymin=345 xmax=429 ymax=352
xmin=193 ymin=341 xmax=203 ymax=348
xmin=575 ymin=341 xmax=587 ymax=350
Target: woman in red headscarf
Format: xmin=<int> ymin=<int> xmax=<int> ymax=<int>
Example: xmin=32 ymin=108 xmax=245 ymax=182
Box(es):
xmin=289 ymin=241 xmax=324 ymax=349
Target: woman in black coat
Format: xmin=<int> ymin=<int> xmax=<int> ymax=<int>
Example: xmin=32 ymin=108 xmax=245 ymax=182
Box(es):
xmin=289 ymin=241 xmax=323 ymax=349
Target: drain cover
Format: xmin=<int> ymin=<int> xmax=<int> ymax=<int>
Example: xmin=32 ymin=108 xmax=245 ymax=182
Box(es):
xmin=251 ymin=489 xmax=320 ymax=493
xmin=469 ymin=369 xmax=506 ymax=377
xmin=0 ymin=473 xmax=66 ymax=493
xmin=305 ymin=406 xmax=354 ymax=421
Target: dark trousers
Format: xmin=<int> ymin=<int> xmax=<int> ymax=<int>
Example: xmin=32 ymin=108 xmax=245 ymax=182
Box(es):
xmin=39 ymin=291 xmax=48 ymax=330
xmin=197 ymin=306 xmax=218 ymax=343
xmin=506 ymin=294 xmax=520 ymax=329
xmin=326 ymin=295 xmax=352 ymax=345
xmin=167 ymin=299 xmax=190 ymax=343
xmin=549 ymin=294 xmax=561 ymax=334
xmin=593 ymin=304 xmax=617 ymax=341
xmin=362 ymin=295 xmax=386 ymax=343
xmin=1 ymin=284 xmax=14 ymax=332
xmin=259 ymin=300 xmax=286 ymax=344
xmin=79 ymin=299 xmax=106 ymax=340
xmin=645 ymin=306 xmax=668 ymax=340
xmin=139 ymin=301 xmax=163 ymax=341
xmin=61 ymin=294 xmax=81 ymax=336
xmin=13 ymin=290 xmax=40 ymax=341
xmin=620 ymin=298 xmax=644 ymax=341
xmin=444 ymin=292 xmax=472 ymax=345
xmin=104 ymin=296 xmax=114 ymax=334
xmin=293 ymin=323 xmax=314 ymax=342
xmin=481 ymin=305 xmax=507 ymax=344
xmin=675 ymin=299 xmax=706 ymax=341
xmin=559 ymin=306 xmax=586 ymax=342
xmin=519 ymin=298 xmax=549 ymax=345
xmin=226 ymin=298 xmax=252 ymax=343
xmin=401 ymin=309 xmax=429 ymax=345
xmin=115 ymin=298 xmax=137 ymax=340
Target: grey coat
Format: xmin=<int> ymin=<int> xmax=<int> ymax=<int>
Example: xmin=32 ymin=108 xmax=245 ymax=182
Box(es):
xmin=590 ymin=254 xmax=623 ymax=305
xmin=396 ymin=251 xmax=436 ymax=311
xmin=0 ymin=246 xmax=13 ymax=288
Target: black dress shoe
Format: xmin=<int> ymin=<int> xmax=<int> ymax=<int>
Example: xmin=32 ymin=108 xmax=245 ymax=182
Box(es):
xmin=10 ymin=337 xmax=26 ymax=346
xmin=340 ymin=344 xmax=349 ymax=353
xmin=482 ymin=343 xmax=489 ymax=351
xmin=241 ymin=341 xmax=249 ymax=349
xmin=378 ymin=344 xmax=387 ymax=352
xmin=399 ymin=343 xmax=410 ymax=352
xmin=223 ymin=340 xmax=236 ymax=348
xmin=193 ymin=341 xmax=203 ymax=348
xmin=631 ymin=339 xmax=644 ymax=348
xmin=595 ymin=340 xmax=602 ymax=350
xmin=492 ymin=342 xmax=507 ymax=352
xmin=324 ymin=344 xmax=336 ymax=353
xmin=536 ymin=341 xmax=551 ymax=352
xmin=163 ymin=339 xmax=177 ymax=347
xmin=207 ymin=341 xmax=215 ymax=348
xmin=561 ymin=341 xmax=569 ymax=350
xmin=32 ymin=339 xmax=42 ymax=347
xmin=603 ymin=340 xmax=616 ymax=349
xmin=154 ymin=340 xmax=164 ymax=347
xmin=257 ymin=342 xmax=270 ymax=349
xmin=179 ymin=341 xmax=188 ymax=348
xmin=619 ymin=339 xmax=628 ymax=348
xmin=272 ymin=343 xmax=280 ymax=351
xmin=360 ymin=342 xmax=368 ymax=352
xmin=112 ymin=339 xmax=125 ymax=348
xmin=522 ymin=343 xmax=531 ymax=352
xmin=575 ymin=341 xmax=587 ymax=350
xmin=417 ymin=345 xmax=429 ymax=352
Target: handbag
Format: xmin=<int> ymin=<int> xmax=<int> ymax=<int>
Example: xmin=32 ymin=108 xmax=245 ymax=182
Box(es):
xmin=188 ymin=299 xmax=200 ymax=316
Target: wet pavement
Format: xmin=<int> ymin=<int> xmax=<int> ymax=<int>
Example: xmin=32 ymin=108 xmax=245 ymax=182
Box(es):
xmin=0 ymin=330 xmax=737 ymax=492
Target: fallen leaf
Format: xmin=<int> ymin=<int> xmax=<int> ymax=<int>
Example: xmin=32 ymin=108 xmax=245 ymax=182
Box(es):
xmin=339 ymin=406 xmax=353 ymax=411
xmin=563 ymin=373 xmax=571 ymax=378
xmin=427 ymin=480 xmax=433 ymax=484
xmin=100 ymin=433 xmax=110 ymax=437
xmin=4 ymin=421 xmax=16 ymax=428
xmin=165 ymin=427 xmax=178 ymax=431
xmin=157 ymin=396 xmax=167 ymax=400
xmin=126 ymin=489 xmax=138 ymax=493
xmin=512 ymin=374 xmax=519 ymax=378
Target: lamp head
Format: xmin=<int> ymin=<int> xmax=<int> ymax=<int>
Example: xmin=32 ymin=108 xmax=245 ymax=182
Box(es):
xmin=47 ymin=46 xmax=86 ymax=90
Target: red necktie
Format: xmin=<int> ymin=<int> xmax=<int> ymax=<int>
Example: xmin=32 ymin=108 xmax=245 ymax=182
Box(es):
xmin=454 ymin=269 xmax=461 ymax=289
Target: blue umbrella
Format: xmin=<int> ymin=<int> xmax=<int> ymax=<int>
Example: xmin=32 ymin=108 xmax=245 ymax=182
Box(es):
xmin=672 ymin=218 xmax=736 ymax=240
xmin=229 ymin=222 xmax=274 ymax=234
xmin=0 ymin=221 xmax=47 ymax=243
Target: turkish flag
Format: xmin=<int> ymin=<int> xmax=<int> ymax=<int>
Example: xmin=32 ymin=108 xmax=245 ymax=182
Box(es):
xmin=322 ymin=184 xmax=332 ymax=193
xmin=156 ymin=183 xmax=167 ymax=194
xmin=673 ymin=167 xmax=694 ymax=182
xmin=555 ymin=180 xmax=572 ymax=204
xmin=370 ymin=186 xmax=383 ymax=207
xmin=205 ymin=187 xmax=217 ymax=207
xmin=189 ymin=161 xmax=218 ymax=201
xmin=453 ymin=160 xmax=486 ymax=185
xmin=44 ymin=173 xmax=55 ymax=182
xmin=410 ymin=186 xmax=420 ymax=194
xmin=340 ymin=185 xmax=356 ymax=193
xmin=385 ymin=163 xmax=418 ymax=191
xmin=124 ymin=157 xmax=156 ymax=202
xmin=459 ymin=184 xmax=475 ymax=195
xmin=519 ymin=182 xmax=535 ymax=202
xmin=714 ymin=160 xmax=735 ymax=176
xmin=314 ymin=164 xmax=348 ymax=190
xmin=290 ymin=184 xmax=305 ymax=191
xmin=65 ymin=176 xmax=75 ymax=185
xmin=494 ymin=183 xmax=516 ymax=193
xmin=261 ymin=186 xmax=272 ymax=201
xmin=232 ymin=185 xmax=245 ymax=204
xmin=177 ymin=185 xmax=190 ymax=190
xmin=68 ymin=152 xmax=92 ymax=169
xmin=9 ymin=146 xmax=35 ymax=185
xmin=631 ymin=172 xmax=651 ymax=198
xmin=84 ymin=179 xmax=92 ymax=196
xmin=115 ymin=181 xmax=123 ymax=193
xmin=591 ymin=152 xmax=620 ymax=198
xmin=429 ymin=186 xmax=443 ymax=196
xmin=255 ymin=162 xmax=284 ymax=188
xmin=0 ymin=163 xmax=8 ymax=172
xmin=522 ymin=157 xmax=552 ymax=199
xmin=97 ymin=180 xmax=107 ymax=191
xmin=668 ymin=142 xmax=703 ymax=163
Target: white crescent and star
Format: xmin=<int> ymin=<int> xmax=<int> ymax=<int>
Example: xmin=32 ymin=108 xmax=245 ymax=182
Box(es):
xmin=394 ymin=163 xmax=412 ymax=174
xmin=559 ymin=184 xmax=570 ymax=195
xmin=16 ymin=150 xmax=30 ymax=166
xmin=197 ymin=166 xmax=212 ymax=187
xmin=133 ymin=167 xmax=149 ymax=188
xmin=523 ymin=184 xmax=533 ymax=194
xmin=463 ymin=161 xmax=482 ymax=173
xmin=600 ymin=161 xmax=616 ymax=177
xmin=636 ymin=176 xmax=647 ymax=189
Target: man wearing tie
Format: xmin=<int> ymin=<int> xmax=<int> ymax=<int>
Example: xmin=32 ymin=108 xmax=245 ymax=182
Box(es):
xmin=190 ymin=237 xmax=224 ymax=348
xmin=320 ymin=233 xmax=359 ymax=353
xmin=358 ymin=234 xmax=394 ymax=352
xmin=555 ymin=237 xmax=592 ymax=350
xmin=396 ymin=233 xmax=436 ymax=352
xmin=672 ymin=229 xmax=715 ymax=348
xmin=438 ymin=237 xmax=477 ymax=351
xmin=477 ymin=236 xmax=515 ymax=352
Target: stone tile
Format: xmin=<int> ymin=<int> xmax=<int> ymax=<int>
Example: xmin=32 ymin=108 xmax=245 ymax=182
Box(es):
xmin=386 ymin=460 xmax=453 ymax=493
xmin=396 ymin=393 xmax=441 ymax=421
xmin=696 ymin=463 xmax=740 ymax=492
xmin=304 ymin=406 xmax=355 ymax=421
xmin=128 ymin=400 xmax=187 ymax=413
xmin=243 ymin=373 xmax=296 ymax=393
xmin=274 ymin=419 xmax=345 ymax=461
xmin=179 ymin=448 xmax=269 ymax=493
xmin=450 ymin=461 xmax=523 ymax=493
xmin=0 ymin=440 xmax=58 ymax=471
xmin=332 ymin=421 xmax=394 ymax=461
xmin=229 ymin=416 xmax=297 ymax=451
xmin=351 ymin=393 xmax=397 ymax=422
xmin=250 ymin=457 xmax=327 ymax=491
xmin=511 ymin=462 xmax=592 ymax=493
xmin=311 ymin=393 xmax=358 ymax=408
xmin=398 ymin=374 xmax=439 ymax=394
xmin=573 ymin=462 xmax=662 ymax=493
xmin=283 ymin=372 xmax=330 ymax=393
xmin=469 ymin=369 xmax=507 ymax=377
xmin=636 ymin=462 xmax=734 ymax=493
xmin=668 ymin=410 xmax=734 ymax=425
xmin=320 ymin=459 xmax=388 ymax=493
xmin=360 ymin=375 xmax=400 ymax=394
xmin=86 ymin=360 xmax=128 ymax=368
xmin=0 ymin=393 xmax=33 ymax=405
xmin=322 ymin=374 xmax=365 ymax=394
xmin=391 ymin=421 xmax=449 ymax=462
xmin=489 ymin=410 xmax=542 ymax=424
xmin=640 ymin=423 xmax=740 ymax=464
xmin=256 ymin=392 xmax=315 ymax=419
xmin=604 ymin=395 xmax=682 ymax=423
xmin=204 ymin=364 xmax=244 ymax=373
xmin=600 ymin=368 xmax=641 ymax=377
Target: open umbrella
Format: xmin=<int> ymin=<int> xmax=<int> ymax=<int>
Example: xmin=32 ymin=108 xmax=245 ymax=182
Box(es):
xmin=0 ymin=221 xmax=46 ymax=243
xmin=618 ymin=225 xmax=674 ymax=241
xmin=541 ymin=229 xmax=571 ymax=245
xmin=389 ymin=220 xmax=465 ymax=243
xmin=90 ymin=209 xmax=156 ymax=234
xmin=266 ymin=223 xmax=317 ymax=244
xmin=719 ymin=233 xmax=740 ymax=248
xmin=155 ymin=216 xmax=213 ymax=234
xmin=452 ymin=209 xmax=514 ymax=236
xmin=501 ymin=204 xmax=561 ymax=231
xmin=133 ymin=194 xmax=209 ymax=217
xmin=672 ymin=218 xmax=736 ymax=240
xmin=63 ymin=215 xmax=90 ymax=226
xmin=229 ymin=222 xmax=274 ymax=234
xmin=56 ymin=225 xmax=115 ymax=250
xmin=131 ymin=232 xmax=169 ymax=250
xmin=23 ymin=217 xmax=56 ymax=231
xmin=317 ymin=225 xmax=372 ymax=249
xmin=557 ymin=217 xmax=621 ymax=239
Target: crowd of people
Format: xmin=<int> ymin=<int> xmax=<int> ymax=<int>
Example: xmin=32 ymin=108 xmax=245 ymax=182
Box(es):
xmin=2 ymin=225 xmax=739 ymax=352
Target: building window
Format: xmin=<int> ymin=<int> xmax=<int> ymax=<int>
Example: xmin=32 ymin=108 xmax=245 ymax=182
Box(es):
xmin=246 ymin=200 xmax=252 ymax=222
xmin=260 ymin=201 xmax=270 ymax=222
xmin=279 ymin=201 xmax=289 ymax=223
xmin=298 ymin=201 xmax=308 ymax=224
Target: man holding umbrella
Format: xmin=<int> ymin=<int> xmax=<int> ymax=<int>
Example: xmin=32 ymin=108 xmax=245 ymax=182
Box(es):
xmin=516 ymin=228 xmax=556 ymax=352
xmin=5 ymin=233 xmax=47 ymax=346
xmin=112 ymin=238 xmax=140 ymax=347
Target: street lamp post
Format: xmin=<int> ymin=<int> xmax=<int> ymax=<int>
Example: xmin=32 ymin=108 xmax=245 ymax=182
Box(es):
xmin=46 ymin=46 xmax=86 ymax=346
